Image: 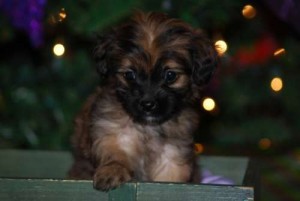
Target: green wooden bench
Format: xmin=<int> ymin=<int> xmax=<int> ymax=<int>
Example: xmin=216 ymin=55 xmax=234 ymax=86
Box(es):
xmin=0 ymin=150 xmax=257 ymax=201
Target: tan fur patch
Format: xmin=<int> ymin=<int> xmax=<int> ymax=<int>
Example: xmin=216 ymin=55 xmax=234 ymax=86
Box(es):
xmin=150 ymin=144 xmax=192 ymax=182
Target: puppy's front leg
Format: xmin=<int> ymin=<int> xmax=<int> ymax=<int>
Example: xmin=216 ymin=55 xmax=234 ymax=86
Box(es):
xmin=93 ymin=161 xmax=133 ymax=191
xmin=92 ymin=136 xmax=133 ymax=191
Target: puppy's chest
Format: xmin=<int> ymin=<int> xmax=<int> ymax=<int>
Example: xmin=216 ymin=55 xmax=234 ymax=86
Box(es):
xmin=116 ymin=125 xmax=183 ymax=170
xmin=116 ymin=125 xmax=165 ymax=158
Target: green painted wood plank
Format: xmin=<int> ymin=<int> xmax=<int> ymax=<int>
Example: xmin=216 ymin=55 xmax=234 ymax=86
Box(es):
xmin=0 ymin=150 xmax=255 ymax=200
xmin=0 ymin=150 xmax=73 ymax=179
xmin=0 ymin=178 xmax=254 ymax=201
xmin=136 ymin=182 xmax=254 ymax=201
xmin=199 ymin=156 xmax=249 ymax=185
xmin=109 ymin=183 xmax=136 ymax=201
xmin=0 ymin=178 xmax=107 ymax=201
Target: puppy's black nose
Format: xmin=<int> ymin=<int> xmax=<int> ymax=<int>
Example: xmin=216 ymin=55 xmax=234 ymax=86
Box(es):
xmin=139 ymin=100 xmax=157 ymax=112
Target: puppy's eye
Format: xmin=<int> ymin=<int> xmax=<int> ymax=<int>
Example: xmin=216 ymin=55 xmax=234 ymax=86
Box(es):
xmin=164 ymin=70 xmax=178 ymax=84
xmin=123 ymin=70 xmax=136 ymax=81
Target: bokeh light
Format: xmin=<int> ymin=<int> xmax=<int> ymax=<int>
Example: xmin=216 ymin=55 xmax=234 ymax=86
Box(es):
xmin=49 ymin=8 xmax=67 ymax=24
xmin=215 ymin=40 xmax=228 ymax=56
xmin=270 ymin=77 xmax=283 ymax=92
xmin=58 ymin=8 xmax=67 ymax=22
xmin=242 ymin=5 xmax=256 ymax=19
xmin=194 ymin=143 xmax=204 ymax=154
xmin=53 ymin=43 xmax=65 ymax=56
xmin=258 ymin=138 xmax=272 ymax=150
xmin=274 ymin=48 xmax=286 ymax=57
xmin=202 ymin=97 xmax=216 ymax=111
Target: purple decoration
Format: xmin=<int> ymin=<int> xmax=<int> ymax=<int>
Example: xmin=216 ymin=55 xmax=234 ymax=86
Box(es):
xmin=262 ymin=0 xmax=300 ymax=34
xmin=0 ymin=0 xmax=47 ymax=47
xmin=201 ymin=168 xmax=234 ymax=185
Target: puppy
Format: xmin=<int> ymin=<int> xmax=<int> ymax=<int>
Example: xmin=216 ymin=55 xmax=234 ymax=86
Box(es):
xmin=68 ymin=11 xmax=217 ymax=191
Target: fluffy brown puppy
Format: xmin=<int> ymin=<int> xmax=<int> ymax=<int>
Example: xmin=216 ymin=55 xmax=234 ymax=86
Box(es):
xmin=68 ymin=12 xmax=217 ymax=191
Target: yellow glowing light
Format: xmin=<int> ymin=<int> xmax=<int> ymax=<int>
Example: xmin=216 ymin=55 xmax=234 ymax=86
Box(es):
xmin=53 ymin=43 xmax=65 ymax=56
xmin=215 ymin=40 xmax=228 ymax=56
xmin=194 ymin=143 xmax=204 ymax=154
xmin=258 ymin=138 xmax=272 ymax=150
xmin=242 ymin=5 xmax=256 ymax=19
xmin=202 ymin=98 xmax=216 ymax=111
xmin=274 ymin=48 xmax=286 ymax=57
xmin=270 ymin=77 xmax=283 ymax=92
xmin=58 ymin=8 xmax=67 ymax=21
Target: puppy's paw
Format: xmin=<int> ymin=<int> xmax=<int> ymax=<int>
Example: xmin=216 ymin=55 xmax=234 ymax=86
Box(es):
xmin=93 ymin=163 xmax=132 ymax=191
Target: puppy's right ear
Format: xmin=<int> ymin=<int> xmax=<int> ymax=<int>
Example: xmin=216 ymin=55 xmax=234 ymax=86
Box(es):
xmin=94 ymin=33 xmax=115 ymax=78
xmin=190 ymin=31 xmax=218 ymax=87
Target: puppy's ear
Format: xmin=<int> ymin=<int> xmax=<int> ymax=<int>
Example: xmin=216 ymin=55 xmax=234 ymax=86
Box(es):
xmin=94 ymin=33 xmax=115 ymax=78
xmin=190 ymin=30 xmax=218 ymax=86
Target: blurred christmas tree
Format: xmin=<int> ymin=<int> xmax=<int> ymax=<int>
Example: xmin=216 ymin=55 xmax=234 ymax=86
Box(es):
xmin=0 ymin=0 xmax=299 ymax=154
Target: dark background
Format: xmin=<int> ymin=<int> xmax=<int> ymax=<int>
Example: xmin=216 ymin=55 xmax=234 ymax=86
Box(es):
xmin=1 ymin=1 xmax=300 ymax=200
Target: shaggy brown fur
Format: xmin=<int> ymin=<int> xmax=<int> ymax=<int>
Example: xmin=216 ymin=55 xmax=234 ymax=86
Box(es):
xmin=68 ymin=12 xmax=217 ymax=191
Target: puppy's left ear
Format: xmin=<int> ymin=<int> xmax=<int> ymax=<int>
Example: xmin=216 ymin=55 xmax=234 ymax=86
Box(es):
xmin=190 ymin=30 xmax=218 ymax=86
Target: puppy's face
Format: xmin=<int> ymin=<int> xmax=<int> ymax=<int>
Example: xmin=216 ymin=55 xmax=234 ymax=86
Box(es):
xmin=94 ymin=12 xmax=217 ymax=124
xmin=115 ymin=57 xmax=190 ymax=124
